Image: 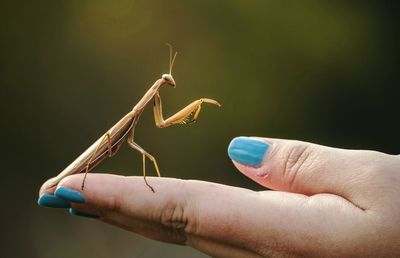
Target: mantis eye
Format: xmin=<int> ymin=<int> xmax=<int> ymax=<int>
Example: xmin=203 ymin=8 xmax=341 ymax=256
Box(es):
xmin=161 ymin=73 xmax=175 ymax=86
xmin=162 ymin=74 xmax=171 ymax=81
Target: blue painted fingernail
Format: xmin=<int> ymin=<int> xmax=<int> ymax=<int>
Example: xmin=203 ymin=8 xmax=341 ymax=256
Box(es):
xmin=55 ymin=187 xmax=85 ymax=203
xmin=38 ymin=194 xmax=71 ymax=208
xmin=228 ymin=137 xmax=270 ymax=166
xmin=69 ymin=208 xmax=98 ymax=219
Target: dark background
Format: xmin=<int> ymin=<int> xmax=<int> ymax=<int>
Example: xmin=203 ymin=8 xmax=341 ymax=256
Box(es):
xmin=1 ymin=1 xmax=399 ymax=257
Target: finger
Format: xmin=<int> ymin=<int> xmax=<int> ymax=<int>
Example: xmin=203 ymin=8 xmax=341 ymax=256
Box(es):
xmin=97 ymin=210 xmax=261 ymax=257
xmin=54 ymin=174 xmax=366 ymax=257
xmin=69 ymin=195 xmax=261 ymax=257
xmin=227 ymin=137 xmax=397 ymax=210
xmin=39 ymin=177 xmax=58 ymax=196
xmin=37 ymin=177 xmax=72 ymax=208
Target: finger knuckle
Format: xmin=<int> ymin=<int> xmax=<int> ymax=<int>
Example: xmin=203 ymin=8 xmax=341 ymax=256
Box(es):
xmin=283 ymin=142 xmax=313 ymax=187
xmin=159 ymin=181 xmax=190 ymax=243
xmin=160 ymin=201 xmax=187 ymax=229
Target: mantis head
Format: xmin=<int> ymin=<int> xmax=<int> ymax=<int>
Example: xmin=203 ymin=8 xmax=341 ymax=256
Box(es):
xmin=162 ymin=43 xmax=177 ymax=88
xmin=162 ymin=74 xmax=176 ymax=87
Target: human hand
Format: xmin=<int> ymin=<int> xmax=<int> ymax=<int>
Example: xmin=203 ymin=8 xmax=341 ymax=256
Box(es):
xmin=38 ymin=137 xmax=400 ymax=257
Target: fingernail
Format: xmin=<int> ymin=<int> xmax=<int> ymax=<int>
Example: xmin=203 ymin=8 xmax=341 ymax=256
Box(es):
xmin=55 ymin=187 xmax=85 ymax=203
xmin=69 ymin=208 xmax=98 ymax=219
xmin=38 ymin=194 xmax=71 ymax=208
xmin=228 ymin=137 xmax=270 ymax=166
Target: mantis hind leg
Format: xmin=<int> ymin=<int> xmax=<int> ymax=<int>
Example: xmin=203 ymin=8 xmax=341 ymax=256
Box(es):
xmin=81 ymin=132 xmax=113 ymax=190
xmin=127 ymin=134 xmax=160 ymax=192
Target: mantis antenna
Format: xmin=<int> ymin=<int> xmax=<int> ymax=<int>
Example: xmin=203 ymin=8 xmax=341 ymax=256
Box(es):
xmin=166 ymin=43 xmax=178 ymax=74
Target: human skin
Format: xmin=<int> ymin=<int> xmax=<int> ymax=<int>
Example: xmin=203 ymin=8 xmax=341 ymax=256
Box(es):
xmin=38 ymin=137 xmax=400 ymax=257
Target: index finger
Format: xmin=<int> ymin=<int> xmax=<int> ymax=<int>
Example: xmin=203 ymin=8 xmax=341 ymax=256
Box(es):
xmin=52 ymin=173 xmax=365 ymax=256
xmin=39 ymin=177 xmax=58 ymax=196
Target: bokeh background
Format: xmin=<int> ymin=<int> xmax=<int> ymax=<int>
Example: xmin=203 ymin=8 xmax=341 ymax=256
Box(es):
xmin=1 ymin=1 xmax=399 ymax=257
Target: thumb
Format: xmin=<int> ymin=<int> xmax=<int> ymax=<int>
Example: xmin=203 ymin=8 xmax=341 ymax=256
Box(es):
xmin=228 ymin=137 xmax=386 ymax=208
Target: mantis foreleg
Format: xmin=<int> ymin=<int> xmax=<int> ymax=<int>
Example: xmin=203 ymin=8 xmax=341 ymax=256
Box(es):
xmin=153 ymin=91 xmax=220 ymax=128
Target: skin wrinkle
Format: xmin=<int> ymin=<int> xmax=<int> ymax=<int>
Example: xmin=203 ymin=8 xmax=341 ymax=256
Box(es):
xmin=116 ymin=193 xmax=192 ymax=245
xmin=159 ymin=201 xmax=188 ymax=243
xmin=185 ymin=188 xmax=199 ymax=221
xmin=284 ymin=144 xmax=312 ymax=192
xmin=269 ymin=144 xmax=372 ymax=211
xmin=102 ymin=211 xmax=186 ymax=245
xmin=148 ymin=220 xmax=186 ymax=244
xmin=153 ymin=180 xmax=266 ymax=255
xmin=182 ymin=181 xmax=202 ymax=246
xmin=158 ymin=179 xmax=189 ymax=243
xmin=340 ymin=175 xmax=371 ymax=211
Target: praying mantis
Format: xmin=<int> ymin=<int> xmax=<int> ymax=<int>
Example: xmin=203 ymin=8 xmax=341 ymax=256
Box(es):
xmin=47 ymin=44 xmax=221 ymax=192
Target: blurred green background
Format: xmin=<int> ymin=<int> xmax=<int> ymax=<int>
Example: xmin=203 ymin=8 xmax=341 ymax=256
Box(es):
xmin=1 ymin=1 xmax=399 ymax=257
